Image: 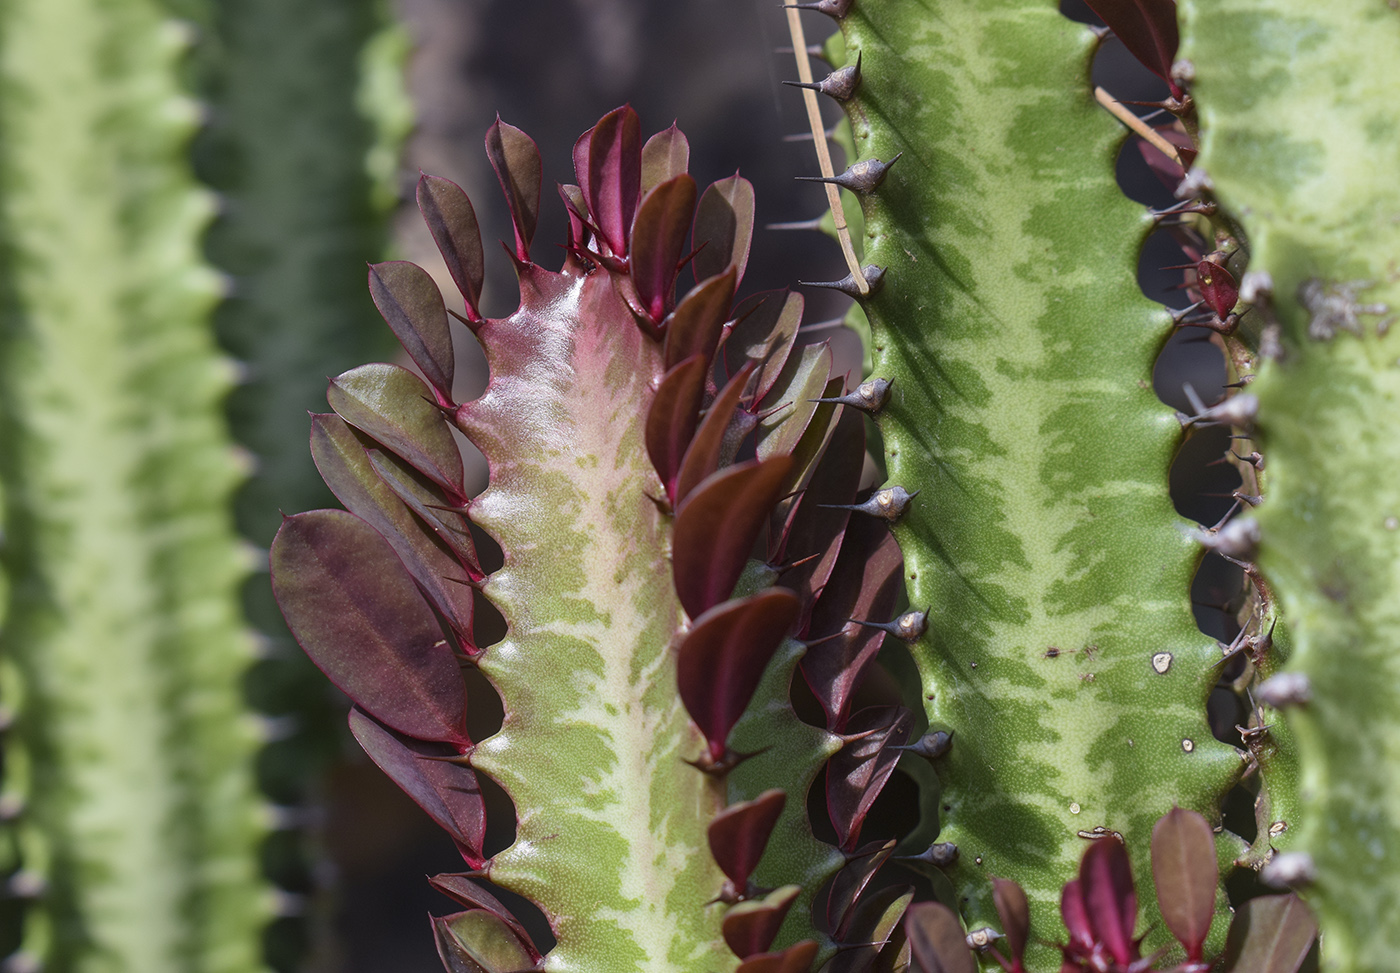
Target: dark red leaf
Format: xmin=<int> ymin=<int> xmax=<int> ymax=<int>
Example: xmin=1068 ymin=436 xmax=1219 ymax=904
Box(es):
xmin=734 ymin=941 xmax=818 ymax=973
xmin=722 ymin=885 xmax=800 ymax=958
xmin=1060 ymin=878 xmax=1094 ymax=954
xmin=708 ymin=789 xmax=787 ymax=891
xmin=432 ymin=909 xmax=538 ymax=973
xmin=641 ymin=123 xmax=690 ymax=193
xmin=327 ymin=362 xmax=466 ymax=500
xmin=802 ymin=516 xmax=906 ymax=728
xmin=271 ymin=510 xmax=468 ymax=745
xmin=576 ymin=105 xmax=642 ymax=257
xmin=905 ymin=901 xmax=976 ymax=973
xmin=1080 ymin=837 xmax=1138 ymax=966
xmin=486 ymin=117 xmax=542 ymax=262
xmin=1082 ymin=0 xmax=1182 ymax=97
xmin=673 ymin=456 xmax=795 ymax=618
xmin=1197 ymin=257 xmax=1239 ymax=320
xmin=1222 ymin=895 xmax=1317 ymax=973
xmin=429 ymin=875 xmax=539 ymax=960
xmin=674 ymin=362 xmax=755 ymax=505
xmin=828 ymin=884 xmax=914 ymax=970
xmin=828 ymin=706 xmax=913 ymax=852
xmin=825 ymin=840 xmax=895 ymax=937
xmin=756 ymin=344 xmax=834 ymax=469
xmin=559 ymin=183 xmax=588 ymax=252
xmin=723 ymin=289 xmax=803 ymax=403
xmin=310 ymin=414 xmax=476 ymax=645
xmin=991 ymin=878 xmax=1030 ymax=969
xmin=1151 ymin=807 xmax=1217 ymax=960
xmin=679 ymin=590 xmax=801 ymax=760
xmin=368 ymin=262 xmax=455 ymax=400
xmin=694 ymin=173 xmax=756 ymax=287
xmin=646 ymin=355 xmax=707 ymax=501
xmin=349 ymin=708 xmax=484 ymax=865
xmin=631 ymin=174 xmax=698 ymax=321
xmin=664 ymin=267 xmax=737 ymax=372
xmin=365 ymin=447 xmax=481 ymax=581
xmin=416 ymin=175 xmax=486 ymax=320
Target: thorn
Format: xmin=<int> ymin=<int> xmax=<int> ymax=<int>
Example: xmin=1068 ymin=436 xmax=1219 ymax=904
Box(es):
xmin=765 ymin=215 xmax=826 ymax=232
xmin=812 ymin=377 xmax=893 ymax=413
xmin=685 ymin=745 xmax=768 ymax=777
xmin=848 ymin=608 xmax=928 ymax=642
xmin=1179 ymin=385 xmax=1259 ymax=430
xmin=1232 ymin=490 xmax=1262 ymax=506
xmin=780 ymin=0 xmax=854 ymax=20
xmin=1168 ymin=300 xmax=1206 ymax=326
xmin=898 ymin=842 xmax=958 ymax=868
xmin=1260 ymin=851 xmax=1316 ymax=889
xmin=795 ymin=153 xmax=901 ymax=193
xmin=800 ymin=263 xmax=885 ymax=298
xmin=1197 ymin=517 xmax=1260 ymax=559
xmin=782 ymin=53 xmax=861 ymax=101
xmin=965 ymin=929 xmax=1003 ymax=952
xmin=820 ymin=485 xmax=915 ymax=523
xmin=1257 ymin=672 xmax=1311 ymax=709
xmin=896 ymin=730 xmax=953 ymax=761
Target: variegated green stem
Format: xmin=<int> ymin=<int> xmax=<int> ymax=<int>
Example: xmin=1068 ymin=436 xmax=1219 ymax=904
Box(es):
xmin=463 ymin=267 xmax=732 ymax=973
xmin=0 ymin=0 xmax=269 ymax=969
xmin=837 ymin=2 xmax=1238 ymax=962
xmin=1180 ymin=2 xmax=1400 ymax=968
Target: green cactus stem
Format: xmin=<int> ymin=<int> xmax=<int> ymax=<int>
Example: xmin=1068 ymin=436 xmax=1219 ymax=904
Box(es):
xmin=829 ymin=0 xmax=1240 ymax=961
xmin=0 ymin=0 xmax=269 ymax=970
xmin=1179 ymin=1 xmax=1400 ymax=968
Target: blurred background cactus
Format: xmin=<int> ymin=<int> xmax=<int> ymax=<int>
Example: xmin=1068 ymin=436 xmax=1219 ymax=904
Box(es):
xmin=1 ymin=0 xmax=1396 ymax=971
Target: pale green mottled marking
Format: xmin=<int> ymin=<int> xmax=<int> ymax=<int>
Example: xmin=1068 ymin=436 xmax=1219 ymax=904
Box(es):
xmin=466 ymin=271 xmax=733 ymax=972
xmin=1181 ymin=3 xmax=1400 ymax=967
xmin=0 ymin=0 xmax=269 ymax=969
xmin=840 ymin=2 xmax=1238 ymax=963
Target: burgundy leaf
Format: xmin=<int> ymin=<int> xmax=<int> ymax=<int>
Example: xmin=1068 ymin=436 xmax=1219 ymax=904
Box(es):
xmin=1060 ymin=878 xmax=1095 ymax=955
xmin=429 ymin=874 xmax=539 ymax=960
xmin=802 ymin=515 xmax=906 ymax=727
xmin=416 ymin=175 xmax=485 ymax=321
xmin=722 ymin=885 xmax=800 ymax=958
xmin=829 ymin=884 xmax=914 ymax=969
xmin=664 ymin=267 xmax=737 ymax=371
xmin=673 ymin=456 xmax=795 ymax=619
xmin=1222 ymin=895 xmax=1317 ymax=973
xmin=486 ymin=116 xmax=542 ymax=262
xmin=1080 ymin=837 xmax=1139 ymax=966
xmin=694 ymin=173 xmax=756 ymax=287
xmin=734 ymin=941 xmax=818 ymax=973
xmin=905 ymin=901 xmax=977 ymax=973
xmin=631 ymin=174 xmax=698 ymax=321
xmin=310 ymin=414 xmax=476 ymax=645
xmin=327 ymin=362 xmax=466 ymax=500
xmin=724 ymin=289 xmax=803 ymax=402
xmin=674 ymin=363 xmax=755 ymax=505
xmin=1197 ymin=256 xmax=1239 ymax=320
xmin=641 ymin=123 xmax=690 ymax=193
xmin=432 ymin=909 xmax=538 ymax=973
xmin=271 ymin=510 xmax=468 ymax=745
xmin=991 ymin=878 xmax=1030 ymax=970
xmin=756 ymin=343 xmax=834 ymax=468
xmin=646 ymin=355 xmax=707 ymax=501
xmin=559 ymin=183 xmax=588 ymax=252
xmin=1151 ymin=808 xmax=1218 ymax=960
xmin=1082 ymin=0 xmax=1182 ymax=97
xmin=679 ymin=590 xmax=801 ymax=760
xmin=368 ymin=261 xmax=455 ymax=399
xmin=825 ymin=840 xmax=895 ymax=937
xmin=708 ymin=789 xmax=787 ymax=891
xmin=828 ymin=706 xmax=913 ymax=852
xmin=365 ymin=447 xmax=481 ymax=580
xmin=349 ymin=708 xmax=484 ymax=865
xmin=576 ymin=105 xmax=642 ymax=257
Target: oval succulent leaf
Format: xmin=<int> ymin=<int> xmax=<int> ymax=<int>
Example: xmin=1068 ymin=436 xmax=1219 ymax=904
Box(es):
xmin=1081 ymin=0 xmax=1182 ymax=96
xmin=327 ymin=362 xmax=466 ymax=499
xmin=693 ymin=173 xmax=756 ymax=287
xmin=664 ymin=267 xmax=737 ymax=371
xmin=416 ymin=175 xmax=487 ymax=320
xmin=485 ymin=116 xmax=542 ymax=262
xmin=641 ymin=122 xmax=690 ymax=193
xmin=905 ymin=901 xmax=976 ymax=973
xmin=365 ymin=447 xmax=482 ymax=579
xmin=991 ymin=877 xmax=1030 ymax=969
xmin=369 ymin=260 xmax=456 ymax=397
xmin=433 ymin=909 xmax=538 ymax=973
xmin=1151 ymin=806 xmax=1217 ymax=959
xmin=348 ymin=708 xmax=485 ymax=865
xmin=825 ymin=840 xmax=895 ymax=937
xmin=722 ymin=885 xmax=802 ymax=959
xmin=270 ymin=509 xmax=469 ymax=745
xmin=756 ymin=343 xmax=834 ymax=465
xmin=832 ymin=885 xmax=915 ymax=969
xmin=630 ymin=173 xmax=697 ymax=322
xmin=1222 ymin=895 xmax=1317 ymax=973
xmin=708 ymin=788 xmax=788 ymax=891
xmin=310 ymin=414 xmax=475 ymax=644
xmin=725 ymin=289 xmax=803 ymax=403
xmin=827 ymin=706 xmax=913 ymax=852
xmin=674 ymin=362 xmax=755 ymax=506
xmin=576 ymin=104 xmax=642 ymax=257
xmin=429 ymin=874 xmax=539 ymax=957
xmin=678 ymin=589 xmax=802 ymax=759
xmin=646 ymin=354 xmax=708 ymax=501
xmin=733 ymin=941 xmax=819 ymax=973
xmin=672 ymin=455 xmax=796 ymax=619
xmin=1080 ymin=837 xmax=1139 ymax=966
